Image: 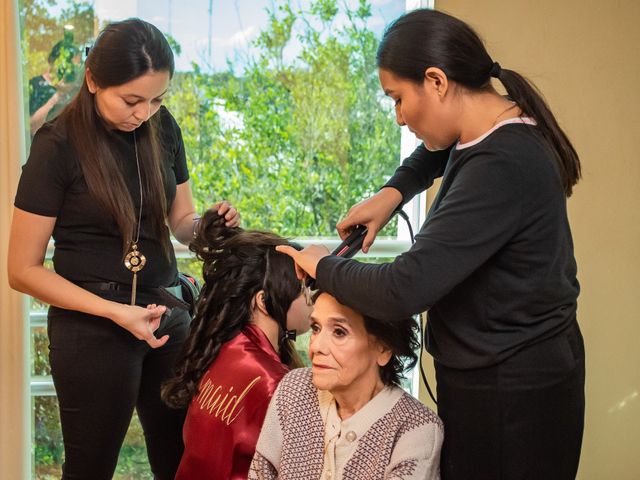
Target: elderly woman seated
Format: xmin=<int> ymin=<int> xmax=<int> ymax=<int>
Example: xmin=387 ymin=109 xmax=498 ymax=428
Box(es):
xmin=249 ymin=291 xmax=443 ymax=479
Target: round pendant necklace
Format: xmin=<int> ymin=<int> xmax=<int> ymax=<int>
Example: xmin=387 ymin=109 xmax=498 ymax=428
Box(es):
xmin=124 ymin=130 xmax=146 ymax=305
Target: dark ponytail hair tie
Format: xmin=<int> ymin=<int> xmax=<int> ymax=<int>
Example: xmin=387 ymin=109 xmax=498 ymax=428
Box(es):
xmin=489 ymin=61 xmax=502 ymax=78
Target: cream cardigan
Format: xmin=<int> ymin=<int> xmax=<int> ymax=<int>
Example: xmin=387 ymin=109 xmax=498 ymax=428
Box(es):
xmin=249 ymin=368 xmax=443 ymax=480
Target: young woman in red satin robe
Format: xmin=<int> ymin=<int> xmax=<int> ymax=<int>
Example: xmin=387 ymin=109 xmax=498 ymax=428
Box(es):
xmin=162 ymin=210 xmax=312 ymax=479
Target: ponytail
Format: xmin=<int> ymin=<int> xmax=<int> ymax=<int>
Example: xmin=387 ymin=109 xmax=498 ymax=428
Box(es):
xmin=496 ymin=68 xmax=581 ymax=196
xmin=378 ymin=9 xmax=581 ymax=196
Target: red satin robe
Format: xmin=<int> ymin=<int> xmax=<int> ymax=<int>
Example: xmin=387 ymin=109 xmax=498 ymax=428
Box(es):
xmin=175 ymin=324 xmax=289 ymax=480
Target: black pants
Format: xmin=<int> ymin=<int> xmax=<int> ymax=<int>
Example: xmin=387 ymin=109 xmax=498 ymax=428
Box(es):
xmin=435 ymin=321 xmax=585 ymax=480
xmin=48 ymin=305 xmax=190 ymax=480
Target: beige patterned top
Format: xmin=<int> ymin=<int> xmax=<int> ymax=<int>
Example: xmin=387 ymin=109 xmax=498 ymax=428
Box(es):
xmin=249 ymin=368 xmax=444 ymax=480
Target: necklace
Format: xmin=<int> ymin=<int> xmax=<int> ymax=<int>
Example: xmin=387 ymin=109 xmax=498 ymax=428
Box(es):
xmin=123 ymin=130 xmax=146 ymax=305
xmin=492 ymin=101 xmax=518 ymax=127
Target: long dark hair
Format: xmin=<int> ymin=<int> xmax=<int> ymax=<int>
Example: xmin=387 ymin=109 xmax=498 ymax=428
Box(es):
xmin=377 ymin=9 xmax=581 ymax=196
xmin=59 ymin=18 xmax=175 ymax=255
xmin=162 ymin=210 xmax=303 ymax=408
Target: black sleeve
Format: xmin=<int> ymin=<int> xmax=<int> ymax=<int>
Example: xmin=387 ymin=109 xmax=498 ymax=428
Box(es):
xmin=317 ymin=150 xmax=523 ymax=320
xmin=383 ymin=143 xmax=452 ymax=206
xmin=14 ymin=123 xmax=70 ymax=217
xmin=160 ymin=106 xmax=189 ymax=184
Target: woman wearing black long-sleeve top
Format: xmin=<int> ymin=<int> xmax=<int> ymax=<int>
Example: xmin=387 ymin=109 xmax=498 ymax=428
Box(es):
xmin=278 ymin=9 xmax=584 ymax=480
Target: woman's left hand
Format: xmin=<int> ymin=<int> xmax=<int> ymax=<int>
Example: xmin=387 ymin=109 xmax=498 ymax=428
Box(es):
xmin=275 ymin=244 xmax=330 ymax=280
xmin=213 ymin=200 xmax=241 ymax=227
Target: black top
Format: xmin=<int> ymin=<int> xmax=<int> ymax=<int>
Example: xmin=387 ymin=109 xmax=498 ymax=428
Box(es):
xmin=15 ymin=106 xmax=189 ymax=295
xmin=28 ymin=75 xmax=57 ymax=116
xmin=317 ymin=123 xmax=580 ymax=369
xmin=28 ymin=75 xmax=77 ymax=123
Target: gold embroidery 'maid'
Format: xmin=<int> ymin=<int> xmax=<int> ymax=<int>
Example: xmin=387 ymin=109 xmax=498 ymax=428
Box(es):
xmin=196 ymin=376 xmax=262 ymax=425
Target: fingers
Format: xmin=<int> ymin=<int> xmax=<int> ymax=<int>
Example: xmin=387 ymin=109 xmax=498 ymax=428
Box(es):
xmin=149 ymin=313 xmax=162 ymax=332
xmin=224 ymin=207 xmax=240 ymax=227
xmin=336 ymin=217 xmax=353 ymax=240
xmin=214 ymin=200 xmax=229 ymax=213
xmin=275 ymin=245 xmax=307 ymax=280
xmin=275 ymin=244 xmax=298 ymax=259
xmin=362 ymin=230 xmax=377 ymax=254
xmin=213 ymin=200 xmax=241 ymax=227
xmin=276 ymin=244 xmax=328 ymax=279
xmin=146 ymin=304 xmax=167 ymax=316
xmin=337 ymin=214 xmax=376 ymax=252
xmin=146 ymin=334 xmax=170 ymax=349
xmin=294 ymin=263 xmax=306 ymax=281
xmin=143 ymin=305 xmax=169 ymax=348
xmin=337 ymin=202 xmax=367 ymax=239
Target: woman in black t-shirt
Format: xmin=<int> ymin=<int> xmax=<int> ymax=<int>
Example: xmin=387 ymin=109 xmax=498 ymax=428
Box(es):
xmin=8 ymin=19 xmax=239 ymax=480
xmin=277 ymin=9 xmax=585 ymax=480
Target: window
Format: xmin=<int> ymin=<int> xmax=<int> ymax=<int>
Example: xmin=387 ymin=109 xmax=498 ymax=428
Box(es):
xmin=19 ymin=0 xmax=427 ymax=477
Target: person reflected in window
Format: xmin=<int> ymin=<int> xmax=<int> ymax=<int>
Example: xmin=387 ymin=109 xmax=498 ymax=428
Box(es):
xmin=8 ymin=18 xmax=240 ymax=480
xmin=28 ymin=35 xmax=81 ymax=136
xmin=162 ymin=209 xmax=312 ymax=480
xmin=276 ymin=8 xmax=584 ymax=480
xmin=249 ymin=292 xmax=443 ymax=479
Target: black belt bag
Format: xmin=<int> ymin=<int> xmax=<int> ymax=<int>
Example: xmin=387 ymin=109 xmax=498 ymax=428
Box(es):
xmin=77 ymin=274 xmax=201 ymax=316
xmin=176 ymin=273 xmax=202 ymax=316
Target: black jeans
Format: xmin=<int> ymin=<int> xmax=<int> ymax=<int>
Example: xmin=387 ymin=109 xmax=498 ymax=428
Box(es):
xmin=48 ymin=305 xmax=190 ymax=480
xmin=435 ymin=321 xmax=585 ymax=480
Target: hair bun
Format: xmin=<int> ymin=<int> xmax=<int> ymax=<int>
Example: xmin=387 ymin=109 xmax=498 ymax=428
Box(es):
xmin=189 ymin=209 xmax=240 ymax=262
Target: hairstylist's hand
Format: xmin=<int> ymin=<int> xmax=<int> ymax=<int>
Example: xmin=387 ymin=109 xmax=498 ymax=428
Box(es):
xmin=213 ymin=200 xmax=241 ymax=227
xmin=275 ymin=244 xmax=330 ymax=280
xmin=336 ymin=187 xmax=402 ymax=253
xmin=112 ymin=303 xmax=169 ymax=348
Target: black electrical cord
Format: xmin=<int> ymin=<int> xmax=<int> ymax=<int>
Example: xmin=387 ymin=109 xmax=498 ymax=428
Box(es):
xmin=394 ymin=209 xmax=437 ymax=405
xmin=326 ymin=208 xmax=437 ymax=404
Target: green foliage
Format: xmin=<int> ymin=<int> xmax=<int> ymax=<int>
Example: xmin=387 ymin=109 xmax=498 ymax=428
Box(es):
xmin=21 ymin=0 xmax=92 ymax=132
xmin=165 ymin=0 xmax=400 ymax=238
xmin=33 ymin=397 xmax=64 ymax=470
xmin=164 ymin=33 xmax=182 ymax=57
xmin=310 ymin=0 xmax=339 ymax=23
xmin=20 ymin=0 xmax=93 ymax=80
xmin=26 ymin=0 xmax=403 ymax=477
xmin=255 ymin=3 xmax=296 ymax=64
xmin=33 ymin=394 xmax=153 ymax=479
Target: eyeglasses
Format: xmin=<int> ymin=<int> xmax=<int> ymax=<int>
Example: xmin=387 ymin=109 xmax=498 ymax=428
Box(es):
xmin=300 ymin=278 xmax=314 ymax=307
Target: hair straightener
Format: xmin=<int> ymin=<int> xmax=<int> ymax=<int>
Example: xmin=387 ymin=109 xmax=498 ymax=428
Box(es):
xmin=304 ymin=224 xmax=368 ymax=292
xmin=314 ymin=212 xmax=439 ymax=405
xmin=330 ymin=208 xmax=415 ymax=258
xmin=331 ymin=224 xmax=368 ymax=258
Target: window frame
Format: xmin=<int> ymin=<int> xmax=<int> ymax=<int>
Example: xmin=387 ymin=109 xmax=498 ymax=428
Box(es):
xmin=1 ymin=1 xmax=30 ymax=479
xmin=13 ymin=0 xmax=437 ymax=477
